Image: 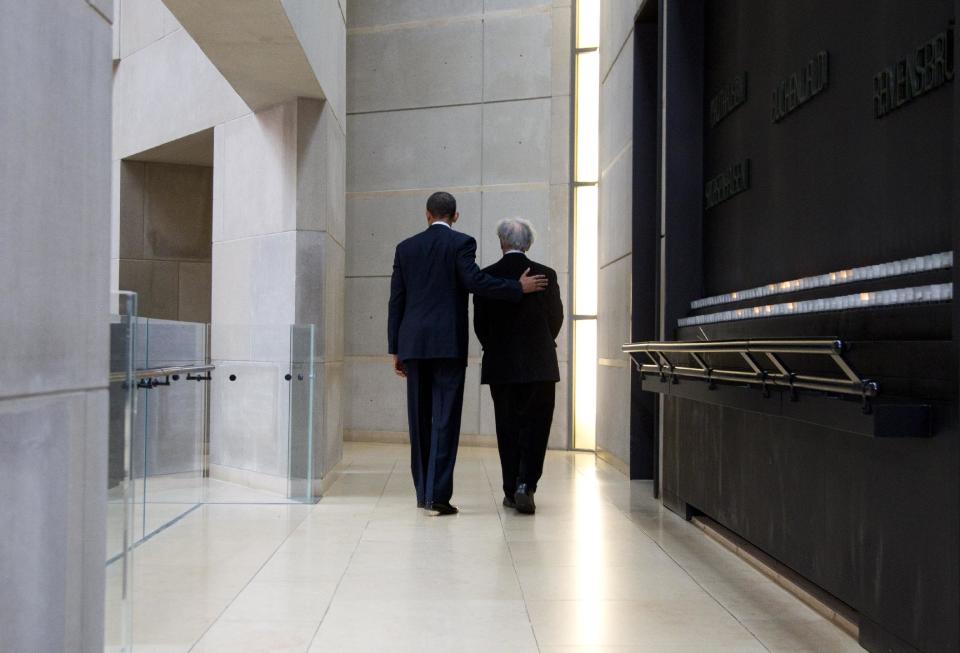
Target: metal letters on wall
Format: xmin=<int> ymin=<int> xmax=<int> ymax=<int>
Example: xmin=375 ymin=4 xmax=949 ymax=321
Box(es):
xmin=874 ymin=22 xmax=954 ymax=119
xmin=704 ymin=159 xmax=750 ymax=210
xmin=709 ymin=73 xmax=747 ymax=127
xmin=771 ymin=51 xmax=829 ymax=122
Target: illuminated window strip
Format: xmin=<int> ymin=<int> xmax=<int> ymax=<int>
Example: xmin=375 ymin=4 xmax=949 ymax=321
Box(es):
xmin=572 ymin=0 xmax=599 ymax=451
xmin=690 ymin=251 xmax=953 ymax=310
xmin=679 ymin=283 xmax=953 ymax=327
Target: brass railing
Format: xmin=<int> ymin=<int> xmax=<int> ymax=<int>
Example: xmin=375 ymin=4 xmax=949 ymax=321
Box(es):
xmin=622 ymin=339 xmax=878 ymax=401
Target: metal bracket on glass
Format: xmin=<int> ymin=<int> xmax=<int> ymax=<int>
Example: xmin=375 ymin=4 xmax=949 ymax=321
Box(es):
xmin=137 ymin=376 xmax=170 ymax=389
xmin=621 ymin=338 xmax=879 ymax=400
xmin=116 ymin=365 xmax=216 ymax=387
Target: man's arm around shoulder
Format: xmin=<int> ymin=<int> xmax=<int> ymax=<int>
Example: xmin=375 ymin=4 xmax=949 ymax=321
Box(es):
xmin=455 ymin=235 xmax=548 ymax=300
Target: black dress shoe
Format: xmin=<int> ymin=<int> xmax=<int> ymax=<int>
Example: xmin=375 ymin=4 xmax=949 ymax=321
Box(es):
xmin=503 ymin=496 xmax=517 ymax=509
xmin=425 ymin=501 xmax=459 ymax=515
xmin=514 ymin=484 xmax=536 ymax=515
xmin=417 ymin=501 xmax=425 ymax=508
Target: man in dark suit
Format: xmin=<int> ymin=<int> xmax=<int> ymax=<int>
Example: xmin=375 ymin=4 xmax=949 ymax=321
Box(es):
xmin=474 ymin=218 xmax=563 ymax=515
xmin=388 ymin=192 xmax=548 ymax=515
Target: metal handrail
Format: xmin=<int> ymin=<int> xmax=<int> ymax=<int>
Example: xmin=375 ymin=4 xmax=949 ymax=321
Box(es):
xmin=109 ymin=364 xmax=215 ymax=384
xmin=622 ymin=338 xmax=878 ymax=401
xmin=622 ymin=339 xmax=844 ymax=355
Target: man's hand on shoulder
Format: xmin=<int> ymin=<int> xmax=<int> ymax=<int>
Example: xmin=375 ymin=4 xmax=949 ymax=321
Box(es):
xmin=520 ymin=267 xmax=549 ymax=294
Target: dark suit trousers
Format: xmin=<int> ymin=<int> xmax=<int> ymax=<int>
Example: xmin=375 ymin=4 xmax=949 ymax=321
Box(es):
xmin=489 ymin=382 xmax=555 ymax=498
xmin=404 ymin=359 xmax=466 ymax=505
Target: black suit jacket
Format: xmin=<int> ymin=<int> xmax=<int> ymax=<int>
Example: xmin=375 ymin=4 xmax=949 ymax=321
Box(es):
xmin=388 ymin=224 xmax=522 ymax=362
xmin=473 ymin=253 xmax=563 ymax=385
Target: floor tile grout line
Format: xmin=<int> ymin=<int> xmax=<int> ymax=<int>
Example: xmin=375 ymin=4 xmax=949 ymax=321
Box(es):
xmin=579 ymin=461 xmax=773 ymax=652
xmin=576 ymin=460 xmax=767 ymax=636
xmin=304 ymin=453 xmax=401 ymax=652
xmin=180 ymin=454 xmax=382 ymax=651
xmin=153 ymin=444 xmax=816 ymax=652
xmin=182 ymin=501 xmax=318 ymax=652
xmin=105 ymin=502 xmax=202 ymax=567
xmin=481 ymin=455 xmax=544 ymax=653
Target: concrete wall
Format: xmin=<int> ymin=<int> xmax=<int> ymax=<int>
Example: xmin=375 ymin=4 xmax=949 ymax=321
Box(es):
xmin=119 ymin=161 xmax=213 ymax=322
xmin=209 ymin=98 xmax=346 ymax=492
xmin=110 ymin=0 xmax=246 ymax=299
xmin=112 ymin=0 xmax=347 ymax=491
xmin=344 ymin=0 xmax=573 ymax=449
xmin=0 ymin=1 xmax=113 ymax=651
xmin=111 ymin=0 xmax=249 ymax=161
xmin=596 ymin=0 xmax=644 ymax=467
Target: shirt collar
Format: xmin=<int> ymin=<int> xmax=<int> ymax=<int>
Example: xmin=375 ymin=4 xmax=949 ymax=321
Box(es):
xmin=504 ymin=250 xmax=526 ymax=255
xmin=431 ymin=221 xmax=453 ymax=229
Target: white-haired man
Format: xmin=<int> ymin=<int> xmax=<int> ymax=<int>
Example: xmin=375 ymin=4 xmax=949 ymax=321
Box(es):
xmin=473 ymin=218 xmax=564 ymax=514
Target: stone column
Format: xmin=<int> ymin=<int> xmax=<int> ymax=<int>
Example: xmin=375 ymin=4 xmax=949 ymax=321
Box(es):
xmin=0 ymin=1 xmax=113 ymax=651
xmin=209 ymin=98 xmax=344 ymax=495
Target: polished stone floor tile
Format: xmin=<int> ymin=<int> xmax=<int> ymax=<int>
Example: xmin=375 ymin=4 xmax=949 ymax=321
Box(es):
xmin=191 ymin=619 xmax=319 ymax=653
xmin=525 ymin=598 xmax=768 ymax=649
xmin=219 ymin=579 xmax=338 ymax=623
xmin=108 ymin=442 xmax=863 ymax=652
xmin=515 ymin=563 xmax=706 ymax=601
xmin=697 ymin=576 xmax=826 ymax=623
xmin=742 ymin=616 xmax=867 ymax=652
xmin=348 ymin=537 xmax=515 ymax=569
xmin=254 ymin=549 xmax=355 ymax=583
xmin=335 ymin=561 xmax=524 ymax=600
xmin=308 ymin=599 xmax=540 ymax=652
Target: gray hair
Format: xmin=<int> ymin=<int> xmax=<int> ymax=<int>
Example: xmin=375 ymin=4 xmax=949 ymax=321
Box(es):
xmin=496 ymin=218 xmax=536 ymax=251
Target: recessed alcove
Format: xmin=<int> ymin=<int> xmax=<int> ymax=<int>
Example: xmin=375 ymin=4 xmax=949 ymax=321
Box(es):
xmin=118 ymin=128 xmax=214 ymax=322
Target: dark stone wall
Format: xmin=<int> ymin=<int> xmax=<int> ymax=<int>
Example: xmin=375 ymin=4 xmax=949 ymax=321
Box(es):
xmin=649 ymin=1 xmax=959 ymax=651
xmin=702 ymin=0 xmax=954 ymax=295
xmin=662 ymin=395 xmax=958 ymax=653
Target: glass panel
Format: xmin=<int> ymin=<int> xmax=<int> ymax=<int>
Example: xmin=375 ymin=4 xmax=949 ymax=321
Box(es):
xmin=105 ymin=291 xmax=137 ymax=653
xmin=576 ymin=0 xmax=600 ymax=49
xmin=574 ymin=185 xmax=599 ymax=316
xmin=109 ymin=321 xmax=321 ymax=650
xmin=288 ymin=324 xmax=317 ymax=503
xmin=205 ymin=323 xmax=303 ymax=504
xmin=573 ymin=319 xmax=598 ymax=450
xmin=138 ymin=319 xmax=208 ymax=534
xmin=128 ymin=315 xmax=149 ymax=547
xmin=575 ymin=50 xmax=600 ymax=183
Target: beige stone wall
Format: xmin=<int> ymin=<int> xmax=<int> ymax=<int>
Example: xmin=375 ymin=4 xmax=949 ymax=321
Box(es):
xmin=596 ymin=0 xmax=646 ymax=467
xmin=0 ymin=2 xmax=113 ymax=651
xmin=344 ymin=0 xmax=573 ymax=449
xmin=118 ymin=161 xmax=213 ymax=322
xmin=209 ymin=99 xmax=346 ymax=485
xmin=110 ymin=0 xmax=249 ymax=161
xmin=111 ymin=0 xmax=348 ymax=486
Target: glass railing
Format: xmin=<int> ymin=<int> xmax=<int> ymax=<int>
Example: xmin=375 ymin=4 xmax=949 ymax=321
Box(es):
xmin=105 ymin=291 xmax=137 ymax=653
xmin=206 ymin=323 xmax=320 ymax=503
xmin=129 ymin=318 xmax=209 ymax=543
xmin=104 ymin=309 xmax=321 ymax=652
xmin=288 ymin=323 xmax=318 ymax=502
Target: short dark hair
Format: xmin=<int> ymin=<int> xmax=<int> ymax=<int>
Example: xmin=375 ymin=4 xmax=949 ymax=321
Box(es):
xmin=426 ymin=191 xmax=457 ymax=220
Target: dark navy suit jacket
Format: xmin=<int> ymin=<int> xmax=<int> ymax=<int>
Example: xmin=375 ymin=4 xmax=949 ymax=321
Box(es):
xmin=388 ymin=223 xmax=522 ymax=362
